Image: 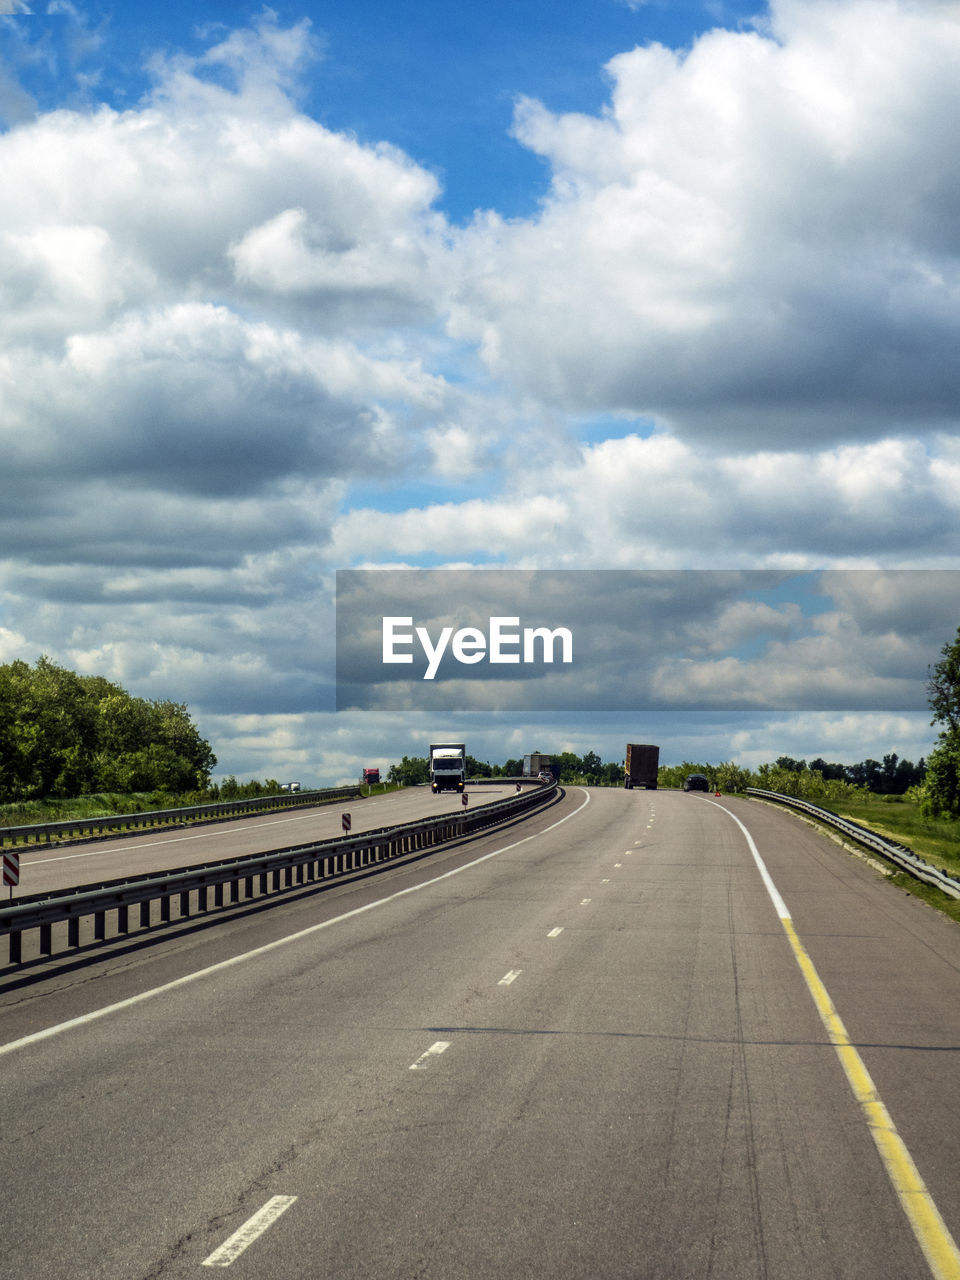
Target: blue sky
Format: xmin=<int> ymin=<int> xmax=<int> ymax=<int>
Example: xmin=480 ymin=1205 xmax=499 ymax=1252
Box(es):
xmin=1 ymin=1 xmax=958 ymax=782
xmin=5 ymin=1 xmax=762 ymax=219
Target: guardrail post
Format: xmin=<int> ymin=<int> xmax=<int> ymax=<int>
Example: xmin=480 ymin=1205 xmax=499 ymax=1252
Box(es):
xmin=0 ymin=780 xmax=557 ymax=968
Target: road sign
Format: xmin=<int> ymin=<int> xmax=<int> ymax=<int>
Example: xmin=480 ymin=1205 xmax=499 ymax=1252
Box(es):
xmin=341 ymin=812 xmax=352 ymax=833
xmin=2 ymin=852 xmax=20 ymax=888
xmin=461 ymin=792 xmax=468 ymax=806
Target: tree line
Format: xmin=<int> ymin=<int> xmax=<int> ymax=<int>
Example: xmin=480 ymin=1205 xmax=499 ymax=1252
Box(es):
xmin=0 ymin=657 xmax=217 ymax=802
xmin=388 ymin=751 xmax=925 ymax=797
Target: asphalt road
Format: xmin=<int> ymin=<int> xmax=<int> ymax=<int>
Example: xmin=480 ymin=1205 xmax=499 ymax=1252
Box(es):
xmin=3 ymin=787 xmax=960 ymax=1278
xmin=12 ymin=784 xmax=520 ymax=895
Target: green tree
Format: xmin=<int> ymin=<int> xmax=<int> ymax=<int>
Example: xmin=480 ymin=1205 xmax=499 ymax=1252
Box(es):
xmin=580 ymin=750 xmax=602 ymax=781
xmin=0 ymin=656 xmax=217 ymax=801
xmin=921 ymin=743 xmax=960 ymax=818
xmin=928 ymin=625 xmax=960 ymax=733
xmin=388 ymin=755 xmax=430 ymax=786
xmin=551 ymin=751 xmax=583 ymax=782
xmin=923 ymin=626 xmax=960 ymax=816
xmin=715 ymin=762 xmax=751 ymax=793
xmin=775 ymin=756 xmax=807 ymax=773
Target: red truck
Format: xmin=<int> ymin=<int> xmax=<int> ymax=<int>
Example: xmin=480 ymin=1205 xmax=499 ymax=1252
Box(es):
xmin=361 ymin=768 xmax=380 ymax=785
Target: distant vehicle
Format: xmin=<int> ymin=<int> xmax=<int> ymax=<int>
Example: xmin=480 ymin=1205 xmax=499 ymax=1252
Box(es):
xmin=279 ymin=782 xmax=301 ymax=793
xmin=683 ymin=773 xmax=710 ymax=792
xmin=361 ymin=768 xmax=380 ymax=785
xmin=624 ymin=743 xmax=659 ymax=790
xmin=522 ymin=752 xmax=552 ymax=778
xmin=430 ymin=742 xmax=466 ymax=793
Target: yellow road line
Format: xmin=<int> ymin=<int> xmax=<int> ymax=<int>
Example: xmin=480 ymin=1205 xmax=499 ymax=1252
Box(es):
xmin=781 ymin=917 xmax=960 ymax=1280
xmin=714 ymin=800 xmax=960 ymax=1280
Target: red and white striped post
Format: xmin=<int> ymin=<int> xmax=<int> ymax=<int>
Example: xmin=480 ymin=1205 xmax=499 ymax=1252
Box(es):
xmin=3 ymin=851 xmax=20 ymax=899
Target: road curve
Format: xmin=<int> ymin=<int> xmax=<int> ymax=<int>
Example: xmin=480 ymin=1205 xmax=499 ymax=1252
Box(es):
xmin=3 ymin=786 xmax=960 ymax=1278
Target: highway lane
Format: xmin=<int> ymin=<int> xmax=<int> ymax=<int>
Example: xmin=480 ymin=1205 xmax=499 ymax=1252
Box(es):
xmin=12 ymin=784 xmax=524 ymax=896
xmin=2 ymin=787 xmax=960 ymax=1277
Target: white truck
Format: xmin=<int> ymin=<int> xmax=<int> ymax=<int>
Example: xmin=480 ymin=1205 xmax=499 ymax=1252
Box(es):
xmin=430 ymin=742 xmax=466 ymax=793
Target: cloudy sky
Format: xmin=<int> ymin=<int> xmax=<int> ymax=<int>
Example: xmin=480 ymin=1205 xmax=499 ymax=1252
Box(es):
xmin=1 ymin=0 xmax=958 ymax=784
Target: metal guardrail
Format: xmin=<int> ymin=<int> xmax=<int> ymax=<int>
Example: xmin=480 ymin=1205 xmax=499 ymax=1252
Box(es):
xmin=0 ymin=780 xmax=558 ymax=967
xmin=0 ymin=787 xmax=360 ymax=849
xmin=745 ymin=787 xmax=960 ymax=900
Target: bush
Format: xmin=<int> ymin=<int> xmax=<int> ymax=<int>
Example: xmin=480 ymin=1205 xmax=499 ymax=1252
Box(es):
xmin=919 ymin=734 xmax=960 ymax=818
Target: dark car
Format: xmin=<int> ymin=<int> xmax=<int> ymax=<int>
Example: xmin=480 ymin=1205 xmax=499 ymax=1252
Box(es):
xmin=682 ymin=773 xmax=710 ymax=792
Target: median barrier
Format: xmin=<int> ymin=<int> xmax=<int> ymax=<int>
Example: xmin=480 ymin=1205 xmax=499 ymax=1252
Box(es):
xmin=0 ymin=778 xmax=558 ymax=967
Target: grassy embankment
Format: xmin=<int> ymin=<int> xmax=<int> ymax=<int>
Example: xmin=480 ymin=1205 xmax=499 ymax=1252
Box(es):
xmin=0 ymin=793 xmax=162 ymax=828
xmin=784 ymin=791 xmax=960 ymax=925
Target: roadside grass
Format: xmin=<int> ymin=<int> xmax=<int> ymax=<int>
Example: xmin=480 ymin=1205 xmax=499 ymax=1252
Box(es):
xmin=882 ymin=872 xmax=960 ymax=927
xmin=793 ymin=792 xmax=960 ymax=925
xmin=824 ymin=794 xmax=960 ymax=875
xmin=0 ymin=793 xmax=158 ymax=827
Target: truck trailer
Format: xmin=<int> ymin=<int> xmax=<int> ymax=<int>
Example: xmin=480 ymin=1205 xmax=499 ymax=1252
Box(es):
xmin=429 ymin=742 xmax=466 ymax=793
xmin=522 ymin=753 xmax=552 ymax=778
xmin=624 ymin=743 xmax=659 ymax=790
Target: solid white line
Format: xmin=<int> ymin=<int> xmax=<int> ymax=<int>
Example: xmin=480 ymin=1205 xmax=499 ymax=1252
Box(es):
xmin=706 ymin=799 xmax=790 ymax=919
xmin=202 ymin=1195 xmax=297 ymax=1268
xmin=0 ymin=790 xmax=592 ymax=1058
xmin=409 ymin=1040 xmax=450 ymax=1070
xmin=707 ymin=798 xmax=960 ymax=1280
xmin=498 ymin=970 xmax=522 ymax=985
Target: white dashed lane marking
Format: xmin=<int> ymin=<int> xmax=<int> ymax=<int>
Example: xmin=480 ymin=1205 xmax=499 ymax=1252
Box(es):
xmin=202 ymin=1196 xmax=297 ymax=1268
xmin=410 ymin=1041 xmax=450 ymax=1071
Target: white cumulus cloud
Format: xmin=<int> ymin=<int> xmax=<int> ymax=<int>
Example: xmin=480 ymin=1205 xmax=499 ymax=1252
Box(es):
xmin=450 ymin=0 xmax=960 ymax=448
